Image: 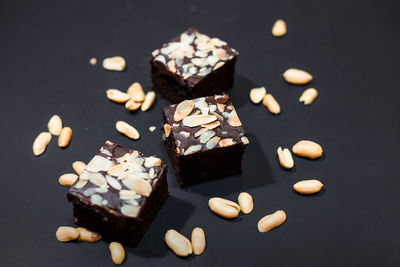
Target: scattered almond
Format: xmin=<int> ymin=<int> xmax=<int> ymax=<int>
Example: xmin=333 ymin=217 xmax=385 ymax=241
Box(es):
xmin=59 ymin=173 xmax=78 ymax=187
xmin=116 ymin=121 xmax=140 ymax=140
xmin=238 ymin=192 xmax=254 ymax=214
xmin=106 ymin=89 xmax=130 ymax=103
xmin=299 ymin=88 xmax=318 ymax=105
xmin=272 ymin=19 xmax=287 ymax=37
xmin=292 ymin=140 xmax=323 ymax=159
xmin=208 ymin=197 xmax=240 ymax=219
xmin=109 ymin=242 xmax=125 ymax=265
xmin=277 ymin=147 xmax=294 ymax=169
xmin=47 ymin=115 xmax=63 ymax=136
xmin=77 ymin=227 xmax=102 ymax=242
xmin=102 ymin=56 xmax=126 ymax=71
xmin=165 ymin=229 xmax=193 ymax=257
xmin=250 ymin=87 xmax=267 ymax=104
xmin=293 ymin=179 xmax=324 ymax=194
xmin=141 ymin=91 xmax=156 ymax=111
xmin=56 ymin=226 xmax=80 ymax=242
xmin=72 ymin=161 xmax=86 ymax=175
xmin=125 ymin=99 xmax=142 ymax=111
xmin=283 ymin=68 xmax=313 ymax=85
xmin=257 ymin=210 xmax=287 ymax=233
xmin=58 ymin=127 xmax=72 ymax=147
xmin=191 ymin=227 xmax=206 ymax=255
xmin=33 ymin=132 xmax=52 ymax=156
xmin=127 ymin=82 xmax=145 ymax=102
xmin=262 ymin=94 xmax=280 ymax=114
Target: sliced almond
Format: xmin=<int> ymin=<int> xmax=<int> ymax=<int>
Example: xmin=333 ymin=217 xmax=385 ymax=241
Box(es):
xmin=210 ymin=111 xmax=223 ymax=120
xmin=106 ymin=89 xmax=130 ymax=103
xmin=182 ymin=114 xmax=217 ymax=127
xmin=262 ymin=94 xmax=280 ymax=114
xmin=184 ymin=145 xmax=202 ymax=155
xmin=241 ymin=136 xmax=250 ymax=145
xmin=33 ymin=132 xmax=52 ymax=156
xmin=206 ymin=136 xmax=221 ymax=149
xmin=165 ymin=229 xmax=193 ymax=257
xmin=47 ymin=115 xmax=63 ymax=135
xmin=219 ymin=138 xmax=236 ymax=148
xmin=299 ymin=88 xmax=318 ymax=105
xmin=283 ymin=68 xmax=313 ymax=85
xmin=179 ymin=131 xmax=190 ymax=138
xmin=59 ymin=173 xmax=78 ymax=187
xmin=102 ymin=56 xmax=126 ymax=71
xmin=86 ymin=155 xmax=113 ymax=172
xmin=194 ymin=127 xmax=208 ymax=138
xmin=272 ymin=19 xmax=287 ymax=37
xmin=250 ymin=87 xmax=267 ymax=104
xmin=164 ymin=124 xmax=171 ymax=138
xmin=217 ymin=103 xmax=225 ymax=113
xmin=121 ymin=204 xmax=140 ymax=218
xmin=293 ymin=179 xmax=324 ymax=194
xmin=292 ymin=140 xmax=323 ymax=159
xmin=107 ymin=163 xmax=126 ymax=176
xmin=174 ymin=100 xmax=195 ymax=122
xmin=127 ymin=82 xmax=145 ymax=102
xmin=227 ymin=110 xmax=242 ymax=127
xmin=191 ymin=227 xmax=206 ymax=255
xmin=125 ymin=99 xmax=142 ymax=111
xmin=72 ymin=161 xmax=86 ymax=175
xmin=116 ymin=121 xmax=140 ymax=140
xmin=122 ymin=176 xmax=152 ymax=196
xmin=277 ymin=147 xmax=294 ymax=169
xmin=144 ymin=156 xmax=161 ymax=168
xmin=58 ymin=127 xmax=72 ymax=148
xmin=201 ymin=120 xmax=220 ymax=129
xmin=88 ymin=172 xmax=107 ymax=187
xmin=141 ymin=91 xmax=156 ymax=111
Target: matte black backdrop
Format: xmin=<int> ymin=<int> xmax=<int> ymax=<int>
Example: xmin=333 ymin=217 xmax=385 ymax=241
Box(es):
xmin=1 ymin=0 xmax=399 ymax=266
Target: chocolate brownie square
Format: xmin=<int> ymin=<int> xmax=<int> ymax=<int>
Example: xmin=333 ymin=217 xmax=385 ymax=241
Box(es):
xmin=150 ymin=28 xmax=239 ymax=103
xmin=162 ymin=94 xmax=249 ymax=186
xmin=67 ymin=141 xmax=168 ymax=247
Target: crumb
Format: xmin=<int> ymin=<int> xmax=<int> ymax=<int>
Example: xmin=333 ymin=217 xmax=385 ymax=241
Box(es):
xmin=149 ymin=126 xmax=156 ymax=132
xmin=89 ymin=57 xmax=97 ymax=65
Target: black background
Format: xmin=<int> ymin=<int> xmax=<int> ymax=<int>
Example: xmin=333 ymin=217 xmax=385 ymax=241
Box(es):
xmin=1 ymin=0 xmax=399 ymax=266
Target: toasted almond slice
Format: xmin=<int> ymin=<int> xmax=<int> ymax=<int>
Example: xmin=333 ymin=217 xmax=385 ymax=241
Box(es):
xmin=59 ymin=173 xmax=78 ymax=187
xmin=250 ymin=87 xmax=267 ymax=104
xmin=293 ymin=179 xmax=324 ymax=194
xmin=206 ymin=136 xmax=220 ymax=149
xmin=219 ymin=138 xmax=236 ymax=148
xmin=272 ymin=19 xmax=287 ymax=37
xmin=283 ymin=68 xmax=313 ymax=85
xmin=179 ymin=131 xmax=190 ymax=138
xmin=125 ymin=99 xmax=142 ymax=111
xmin=258 ymin=210 xmax=287 ymax=232
xmin=164 ymin=124 xmax=171 ymax=138
xmin=102 ymin=56 xmax=126 ymax=71
xmin=299 ymin=88 xmax=318 ymax=105
xmin=122 ymin=176 xmax=152 ymax=196
xmin=107 ymin=163 xmax=126 ymax=176
xmin=121 ymin=204 xmax=140 ymax=217
xmin=144 ymin=156 xmax=161 ymax=168
xmin=141 ymin=91 xmax=156 ymax=111
xmin=127 ymin=82 xmax=145 ymax=102
xmin=227 ymin=110 xmax=242 ymax=127
xmin=47 ymin=115 xmax=63 ymax=135
xmin=58 ymin=127 xmax=72 ymax=148
xmin=77 ymin=227 xmax=102 ymax=242
xmin=241 ymin=136 xmax=250 ymax=145
xmin=184 ymin=145 xmax=202 ymax=155
xmin=194 ymin=127 xmax=208 ymax=138
xmin=165 ymin=229 xmax=193 ymax=257
xmin=33 ymin=132 xmax=52 ymax=156
xmin=182 ymin=114 xmax=217 ymax=127
xmin=277 ymin=147 xmax=294 ymax=169
xmin=72 ymin=161 xmax=86 ymax=175
xmin=116 ymin=121 xmax=140 ymax=140
xmin=201 ymin=120 xmax=220 ymax=129
xmin=174 ymin=100 xmax=195 ymax=122
xmin=106 ymin=89 xmax=130 ymax=103
xmin=217 ymin=103 xmax=225 ymax=113
xmin=262 ymin=94 xmax=280 ymax=114
xmin=292 ymin=140 xmax=323 ymax=159
xmin=191 ymin=227 xmax=206 ymax=255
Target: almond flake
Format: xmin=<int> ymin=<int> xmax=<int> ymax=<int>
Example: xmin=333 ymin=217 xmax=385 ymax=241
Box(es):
xmin=194 ymin=127 xmax=208 ymax=137
xmin=106 ymin=175 xmax=122 ymax=190
xmin=144 ymin=156 xmax=161 ymax=168
xmin=74 ymin=179 xmax=87 ymax=189
xmin=227 ymin=110 xmax=242 ymax=127
xmin=88 ymin=172 xmax=107 ymax=187
xmin=184 ymin=145 xmax=202 ymax=155
xmin=125 ymin=99 xmax=142 ymax=111
xmin=179 ymin=131 xmax=190 ymax=138
xmin=214 ymin=49 xmax=227 ymax=60
xmin=106 ymin=89 xmax=130 ymax=103
xmin=122 ymin=176 xmax=152 ymax=196
xmin=121 ymin=205 xmax=140 ymax=217
xmin=174 ymin=100 xmax=194 ymax=122
xmin=96 ymin=185 xmax=109 ymax=193
xmin=199 ymin=130 xmax=215 ymax=143
xmin=164 ymin=124 xmax=171 ymax=138
xmin=182 ymin=115 xmax=217 ymax=127
xmin=90 ymin=194 xmax=103 ymax=206
xmin=219 ymin=138 xmax=236 ymax=148
xmin=127 ymin=82 xmax=145 ymax=102
xmin=241 ymin=136 xmax=250 ymax=145
xmin=107 ymin=163 xmax=126 ymax=176
xmin=206 ymin=136 xmax=221 ymax=149
xmin=201 ymin=120 xmax=220 ymax=129
xmin=210 ymin=111 xmax=223 ymax=120
xmin=217 ymin=103 xmax=225 ymax=113
xmin=116 ymin=121 xmax=140 ymax=140
xmin=119 ymin=190 xmax=137 ymax=200
xmin=86 ymin=155 xmax=113 ymax=173
xmin=167 ymin=60 xmax=176 ymax=73
xmin=213 ymin=61 xmax=225 ymax=70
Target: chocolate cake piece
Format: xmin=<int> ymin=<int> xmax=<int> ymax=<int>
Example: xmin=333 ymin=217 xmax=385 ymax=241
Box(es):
xmin=162 ymin=94 xmax=249 ymax=186
xmin=67 ymin=141 xmax=168 ymax=247
xmin=150 ymin=28 xmax=239 ymax=103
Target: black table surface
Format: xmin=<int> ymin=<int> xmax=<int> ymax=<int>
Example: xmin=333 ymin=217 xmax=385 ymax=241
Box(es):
xmin=1 ymin=0 xmax=399 ymax=266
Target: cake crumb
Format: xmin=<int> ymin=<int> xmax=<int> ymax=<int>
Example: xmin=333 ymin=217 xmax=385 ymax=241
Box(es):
xmin=149 ymin=126 xmax=156 ymax=132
